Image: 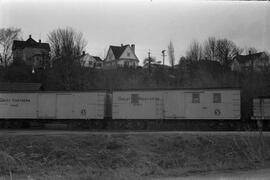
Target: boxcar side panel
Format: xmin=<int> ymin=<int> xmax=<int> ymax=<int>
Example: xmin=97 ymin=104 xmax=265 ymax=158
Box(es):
xmin=0 ymin=93 xmax=38 ymax=119
xmin=202 ymin=90 xmax=241 ymax=119
xmin=72 ymin=93 xmax=105 ymax=119
xmin=112 ymin=91 xmax=163 ymax=119
xmin=56 ymin=94 xmax=74 ymax=119
xmin=164 ymin=91 xmax=185 ymax=119
xmin=38 ymin=93 xmax=56 ymax=119
xmin=183 ymin=90 xmax=240 ymax=119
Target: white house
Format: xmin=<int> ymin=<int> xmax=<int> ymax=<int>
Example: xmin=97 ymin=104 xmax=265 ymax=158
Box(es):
xmin=103 ymin=44 xmax=139 ymax=68
xmin=80 ymin=52 xmax=103 ymax=69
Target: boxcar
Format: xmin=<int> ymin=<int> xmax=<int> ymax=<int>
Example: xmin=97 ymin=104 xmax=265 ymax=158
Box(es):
xmin=0 ymin=91 xmax=106 ymax=120
xmin=252 ymin=97 xmax=270 ymax=130
xmin=112 ymin=88 xmax=241 ymax=120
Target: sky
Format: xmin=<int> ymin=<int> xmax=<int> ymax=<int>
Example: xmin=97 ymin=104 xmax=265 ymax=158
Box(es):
xmin=0 ymin=0 xmax=269 ymax=65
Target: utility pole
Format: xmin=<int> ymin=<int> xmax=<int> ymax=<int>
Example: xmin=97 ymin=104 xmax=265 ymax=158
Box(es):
xmin=161 ymin=50 xmax=166 ymax=67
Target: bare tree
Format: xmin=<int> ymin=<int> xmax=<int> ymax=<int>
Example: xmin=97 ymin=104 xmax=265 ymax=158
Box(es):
xmin=203 ymin=37 xmax=216 ymax=61
xmin=215 ymin=38 xmax=242 ymax=65
xmin=48 ymin=27 xmax=87 ymax=61
xmin=143 ymin=55 xmax=156 ymax=72
xmin=47 ymin=27 xmax=87 ymax=90
xmin=186 ymin=40 xmax=203 ymax=61
xmin=168 ymin=41 xmax=175 ymax=68
xmin=0 ymin=28 xmax=21 ymax=67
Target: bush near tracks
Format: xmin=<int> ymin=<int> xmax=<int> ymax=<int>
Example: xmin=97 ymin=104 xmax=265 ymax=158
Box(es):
xmin=0 ymin=133 xmax=270 ymax=179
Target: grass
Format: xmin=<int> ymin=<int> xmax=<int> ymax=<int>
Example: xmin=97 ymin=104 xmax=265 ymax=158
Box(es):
xmin=0 ymin=132 xmax=269 ymax=179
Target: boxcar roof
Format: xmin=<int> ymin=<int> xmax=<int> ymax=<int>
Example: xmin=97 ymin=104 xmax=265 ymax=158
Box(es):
xmin=112 ymin=87 xmax=240 ymax=92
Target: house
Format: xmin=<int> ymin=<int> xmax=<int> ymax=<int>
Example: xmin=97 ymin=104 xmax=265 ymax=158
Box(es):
xmin=103 ymin=44 xmax=139 ymax=68
xmin=231 ymin=51 xmax=270 ymax=72
xmin=79 ymin=51 xmax=103 ymax=69
xmin=12 ymin=35 xmax=50 ymax=68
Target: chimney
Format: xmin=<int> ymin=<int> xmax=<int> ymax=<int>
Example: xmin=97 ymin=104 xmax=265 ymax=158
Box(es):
xmin=121 ymin=44 xmax=123 ymax=47
xmin=29 ymin=35 xmax=32 ymax=39
xmin=249 ymin=50 xmax=251 ymax=55
xmin=131 ymin=44 xmax=135 ymax=53
xmin=39 ymin=39 xmax=41 ymax=43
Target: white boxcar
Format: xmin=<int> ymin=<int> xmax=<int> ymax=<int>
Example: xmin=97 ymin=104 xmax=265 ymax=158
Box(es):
xmin=112 ymin=88 xmax=241 ymax=120
xmin=38 ymin=92 xmax=106 ymax=119
xmin=164 ymin=89 xmax=241 ymax=119
xmin=252 ymin=97 xmax=270 ymax=120
xmin=0 ymin=93 xmax=38 ymax=119
xmin=0 ymin=91 xmax=106 ymax=119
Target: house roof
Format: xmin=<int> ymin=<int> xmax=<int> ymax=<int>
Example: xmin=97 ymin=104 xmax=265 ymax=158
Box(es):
xmin=78 ymin=53 xmax=103 ymax=62
xmin=92 ymin=56 xmax=103 ymax=62
xmin=0 ymin=82 xmax=42 ymax=91
xmin=234 ymin=52 xmax=265 ymax=64
xmin=12 ymin=36 xmax=50 ymax=51
xmin=110 ymin=45 xmax=129 ymax=59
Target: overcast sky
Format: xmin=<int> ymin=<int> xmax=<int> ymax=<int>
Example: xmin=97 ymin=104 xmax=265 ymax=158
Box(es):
xmin=1 ymin=0 xmax=269 ymax=64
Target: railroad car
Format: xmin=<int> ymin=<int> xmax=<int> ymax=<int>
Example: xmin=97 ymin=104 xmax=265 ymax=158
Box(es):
xmin=0 ymin=87 xmax=259 ymax=131
xmin=252 ymin=96 xmax=270 ymax=130
xmin=0 ymin=91 xmax=106 ymax=128
xmin=111 ymin=88 xmax=241 ymax=130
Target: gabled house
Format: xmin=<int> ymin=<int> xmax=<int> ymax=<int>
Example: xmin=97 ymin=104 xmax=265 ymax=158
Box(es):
xmin=231 ymin=51 xmax=270 ymax=72
xmin=103 ymin=44 xmax=139 ymax=68
xmin=12 ymin=35 xmax=50 ymax=69
xmin=79 ymin=51 xmax=103 ymax=69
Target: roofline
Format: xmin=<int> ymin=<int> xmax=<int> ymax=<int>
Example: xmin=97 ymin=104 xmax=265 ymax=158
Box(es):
xmin=112 ymin=87 xmax=241 ymax=92
xmin=0 ymin=87 xmax=241 ymax=93
xmin=0 ymin=90 xmax=108 ymax=93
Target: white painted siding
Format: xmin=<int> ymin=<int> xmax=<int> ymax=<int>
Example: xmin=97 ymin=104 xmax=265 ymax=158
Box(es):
xmin=120 ymin=46 xmax=137 ymax=60
xmin=164 ymin=91 xmax=185 ymax=119
xmin=113 ymin=89 xmax=241 ymax=120
xmin=105 ymin=48 xmax=115 ymax=62
xmin=56 ymin=94 xmax=74 ymax=119
xmin=112 ymin=91 xmax=163 ymax=119
xmin=55 ymin=92 xmax=106 ymax=119
xmin=0 ymin=93 xmax=38 ymax=118
xmin=72 ymin=93 xmax=105 ymax=119
xmin=38 ymin=93 xmax=56 ymax=119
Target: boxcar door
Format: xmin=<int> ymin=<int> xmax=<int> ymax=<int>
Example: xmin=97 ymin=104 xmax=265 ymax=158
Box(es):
xmin=184 ymin=91 xmax=204 ymax=119
xmin=164 ymin=91 xmax=185 ymax=119
xmin=200 ymin=92 xmax=214 ymax=119
xmin=56 ymin=94 xmax=74 ymax=119
xmin=38 ymin=93 xmax=56 ymax=119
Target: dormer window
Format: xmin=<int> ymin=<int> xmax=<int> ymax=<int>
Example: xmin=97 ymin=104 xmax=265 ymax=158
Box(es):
xmin=127 ymin=52 xmax=130 ymax=57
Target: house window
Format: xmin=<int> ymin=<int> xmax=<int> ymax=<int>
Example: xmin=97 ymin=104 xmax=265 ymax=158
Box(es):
xmin=213 ymin=93 xmax=221 ymax=103
xmin=192 ymin=93 xmax=200 ymax=103
xmin=124 ymin=61 xmax=129 ymax=67
xmin=131 ymin=94 xmax=139 ymax=105
xmin=127 ymin=52 xmax=130 ymax=57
